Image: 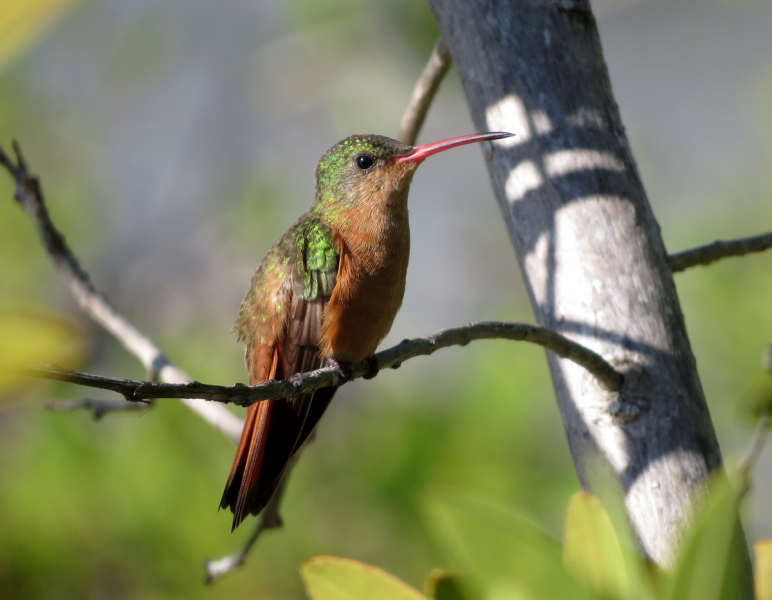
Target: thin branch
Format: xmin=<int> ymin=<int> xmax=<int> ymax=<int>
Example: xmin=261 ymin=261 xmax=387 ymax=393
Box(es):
xmin=738 ymin=416 xmax=769 ymax=481
xmin=44 ymin=398 xmax=148 ymax=420
xmin=0 ymin=141 xmax=243 ymax=444
xmin=668 ymin=232 xmax=772 ymax=273
xmin=397 ymin=38 xmax=453 ymax=146
xmin=25 ymin=320 xmax=625 ymax=402
xmin=204 ymin=453 xmax=299 ymax=583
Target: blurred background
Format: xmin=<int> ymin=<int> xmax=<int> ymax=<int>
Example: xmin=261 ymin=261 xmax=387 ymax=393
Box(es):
xmin=1 ymin=0 xmax=771 ymax=597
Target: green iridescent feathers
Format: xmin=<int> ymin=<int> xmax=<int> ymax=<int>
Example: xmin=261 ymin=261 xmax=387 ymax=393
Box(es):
xmin=234 ymin=218 xmax=339 ymax=346
xmin=298 ymin=219 xmax=337 ymax=299
xmin=313 ymin=135 xmax=410 ymax=210
xmin=235 ymin=134 xmax=411 ymax=348
xmin=314 ymin=134 xmax=409 ymax=189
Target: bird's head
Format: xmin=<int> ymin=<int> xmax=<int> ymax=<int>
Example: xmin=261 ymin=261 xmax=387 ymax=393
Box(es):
xmin=313 ymin=132 xmax=513 ymax=219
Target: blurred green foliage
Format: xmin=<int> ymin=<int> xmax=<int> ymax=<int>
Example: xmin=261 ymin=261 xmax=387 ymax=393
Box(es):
xmin=662 ymin=473 xmax=748 ymax=600
xmin=303 ymin=478 xmax=769 ymax=600
xmin=563 ymin=491 xmax=631 ymax=599
xmin=0 ymin=0 xmax=88 ymax=69
xmin=285 ymin=0 xmax=439 ymax=56
xmin=424 ymin=493 xmax=597 ymax=600
xmin=301 ymin=556 xmax=426 ymax=600
xmin=758 ymin=540 xmax=772 ymax=600
xmin=423 ymin=569 xmax=475 ymax=600
xmin=0 ymin=312 xmax=84 ymax=402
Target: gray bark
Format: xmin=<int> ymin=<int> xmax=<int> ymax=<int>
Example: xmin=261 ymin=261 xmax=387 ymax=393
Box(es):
xmin=429 ymin=0 xmax=749 ymax=578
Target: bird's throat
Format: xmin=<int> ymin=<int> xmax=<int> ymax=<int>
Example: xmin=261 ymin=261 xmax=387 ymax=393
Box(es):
xmin=317 ymin=175 xmax=413 ymax=362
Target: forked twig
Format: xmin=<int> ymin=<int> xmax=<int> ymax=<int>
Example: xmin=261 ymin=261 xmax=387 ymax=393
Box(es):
xmin=0 ymin=141 xmax=243 ymax=443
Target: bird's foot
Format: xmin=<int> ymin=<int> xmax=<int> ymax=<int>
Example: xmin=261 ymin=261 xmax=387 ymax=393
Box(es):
xmin=328 ymin=358 xmax=352 ymax=383
xmin=362 ymin=355 xmax=380 ymax=380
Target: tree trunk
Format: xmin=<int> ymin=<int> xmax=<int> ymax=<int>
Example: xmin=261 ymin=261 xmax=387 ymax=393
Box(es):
xmin=429 ymin=0 xmax=749 ymax=579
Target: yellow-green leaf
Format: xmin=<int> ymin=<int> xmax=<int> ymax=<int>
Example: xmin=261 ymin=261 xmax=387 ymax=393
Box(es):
xmin=663 ymin=474 xmax=751 ymax=600
xmin=578 ymin=459 xmax=662 ymax=600
xmin=0 ymin=0 xmax=88 ymax=70
xmin=563 ymin=491 xmax=629 ymax=599
xmin=301 ymin=556 xmax=426 ymax=600
xmin=424 ymin=494 xmax=599 ymax=600
xmin=756 ymin=540 xmax=772 ymax=600
xmin=424 ymin=569 xmax=477 ymax=600
xmin=0 ymin=311 xmax=84 ymax=402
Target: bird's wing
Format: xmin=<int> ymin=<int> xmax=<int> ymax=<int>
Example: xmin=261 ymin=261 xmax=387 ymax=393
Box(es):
xmin=220 ymin=217 xmax=341 ymax=530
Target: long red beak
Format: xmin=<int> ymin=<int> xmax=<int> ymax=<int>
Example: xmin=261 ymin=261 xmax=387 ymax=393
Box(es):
xmin=394 ymin=132 xmax=514 ymax=164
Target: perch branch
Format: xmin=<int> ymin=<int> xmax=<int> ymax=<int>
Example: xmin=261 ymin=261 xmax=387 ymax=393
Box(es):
xmin=0 ymin=140 xmax=243 ymax=444
xmin=25 ymin=320 xmax=624 ymax=402
xmin=738 ymin=416 xmax=769 ymax=487
xmin=397 ymin=37 xmax=453 ymax=146
xmin=668 ymin=232 xmax=772 ymax=273
xmin=44 ymin=398 xmax=148 ymax=420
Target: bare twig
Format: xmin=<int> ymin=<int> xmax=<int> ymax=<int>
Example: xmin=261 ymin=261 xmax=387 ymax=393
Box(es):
xmin=668 ymin=232 xmax=772 ymax=273
xmin=738 ymin=416 xmax=769 ymax=485
xmin=0 ymin=141 xmax=243 ymax=444
xmin=397 ymin=38 xmax=453 ymax=146
xmin=25 ymin=320 xmax=624 ymax=401
xmin=204 ymin=453 xmax=299 ymax=583
xmin=44 ymin=398 xmax=148 ymax=420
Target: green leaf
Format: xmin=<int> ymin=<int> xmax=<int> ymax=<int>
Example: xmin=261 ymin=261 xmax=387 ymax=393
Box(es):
xmin=563 ymin=491 xmax=629 ymax=599
xmin=663 ymin=474 xmax=751 ymax=600
xmin=576 ymin=458 xmax=663 ymax=600
xmin=424 ymin=569 xmax=477 ymax=600
xmin=0 ymin=311 xmax=84 ymax=402
xmin=424 ymin=494 xmax=599 ymax=600
xmin=0 ymin=0 xmax=89 ymax=70
xmin=756 ymin=540 xmax=772 ymax=600
xmin=301 ymin=556 xmax=427 ymax=600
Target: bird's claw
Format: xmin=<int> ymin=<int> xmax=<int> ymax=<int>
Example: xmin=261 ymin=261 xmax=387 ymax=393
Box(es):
xmin=328 ymin=358 xmax=352 ymax=383
xmin=362 ymin=356 xmax=379 ymax=380
xmin=328 ymin=356 xmax=378 ymax=382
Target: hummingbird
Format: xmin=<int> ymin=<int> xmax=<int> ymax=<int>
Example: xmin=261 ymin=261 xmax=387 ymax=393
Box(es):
xmin=220 ymin=131 xmax=513 ymax=530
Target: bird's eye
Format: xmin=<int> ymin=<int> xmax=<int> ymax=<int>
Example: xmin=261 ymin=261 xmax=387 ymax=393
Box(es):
xmin=355 ymin=153 xmax=375 ymax=170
